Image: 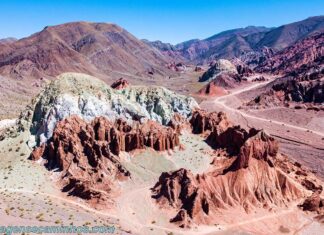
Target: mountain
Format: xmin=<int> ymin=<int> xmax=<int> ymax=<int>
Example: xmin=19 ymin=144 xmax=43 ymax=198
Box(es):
xmin=147 ymin=16 xmax=324 ymax=64
xmin=0 ymin=37 xmax=17 ymax=44
xmin=0 ymin=37 xmax=17 ymax=51
xmin=142 ymin=39 xmax=186 ymax=61
xmin=248 ymin=32 xmax=324 ymax=108
xmin=175 ymin=26 xmax=271 ymax=62
xmin=256 ymin=31 xmax=324 ymax=76
xmin=0 ymin=22 xmax=174 ymax=81
xmin=256 ymin=16 xmax=324 ymax=50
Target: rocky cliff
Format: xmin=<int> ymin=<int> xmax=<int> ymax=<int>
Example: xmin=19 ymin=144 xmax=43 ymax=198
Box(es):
xmin=0 ymin=22 xmax=174 ymax=80
xmin=24 ymin=73 xmax=199 ymax=205
xmin=30 ymin=115 xmax=181 ymax=204
xmin=21 ymin=73 xmax=198 ymax=146
xmin=256 ymin=31 xmax=323 ymax=76
xmin=248 ymin=32 xmax=324 ymax=108
xmin=152 ymin=110 xmax=311 ymax=227
xmin=31 ymin=115 xmax=130 ymax=205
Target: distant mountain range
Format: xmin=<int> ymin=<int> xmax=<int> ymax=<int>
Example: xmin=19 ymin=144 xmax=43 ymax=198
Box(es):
xmin=145 ymin=16 xmax=324 ymax=63
xmin=0 ymin=22 xmax=174 ymax=81
xmin=0 ymin=16 xmax=323 ymax=82
xmin=0 ymin=15 xmax=323 ymax=119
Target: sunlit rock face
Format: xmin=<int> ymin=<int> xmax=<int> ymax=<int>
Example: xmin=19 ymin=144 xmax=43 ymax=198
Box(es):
xmin=26 ymin=73 xmax=198 ymax=145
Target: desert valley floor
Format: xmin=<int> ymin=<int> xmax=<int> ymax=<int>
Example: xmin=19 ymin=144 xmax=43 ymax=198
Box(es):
xmin=0 ymin=71 xmax=323 ymax=235
xmin=0 ymin=15 xmax=323 ymax=235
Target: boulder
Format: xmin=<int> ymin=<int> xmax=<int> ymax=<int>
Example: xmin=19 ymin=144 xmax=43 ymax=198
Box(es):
xmin=111 ymin=78 xmax=129 ymax=90
xmin=299 ymin=193 xmax=324 ymax=212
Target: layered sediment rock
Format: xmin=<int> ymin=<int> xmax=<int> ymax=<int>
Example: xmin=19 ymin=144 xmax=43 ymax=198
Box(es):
xmin=167 ymin=113 xmax=191 ymax=134
xmin=248 ymin=32 xmax=324 ymax=107
xmin=207 ymin=126 xmax=279 ymax=171
xmin=197 ymin=80 xmax=228 ymax=97
xmin=199 ymin=59 xmax=238 ymax=83
xmin=31 ymin=116 xmax=130 ymax=204
xmin=256 ymin=32 xmax=324 ymax=76
xmin=31 ymin=115 xmax=180 ymax=203
xmin=152 ymin=158 xmax=303 ymax=227
xmin=25 ymin=73 xmax=198 ymax=146
xmin=190 ymin=109 xmax=231 ymax=134
xmin=152 ymin=110 xmax=303 ymax=227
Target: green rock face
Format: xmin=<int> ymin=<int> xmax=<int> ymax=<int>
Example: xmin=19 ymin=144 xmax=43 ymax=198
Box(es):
xmin=20 ymin=73 xmax=198 ymax=145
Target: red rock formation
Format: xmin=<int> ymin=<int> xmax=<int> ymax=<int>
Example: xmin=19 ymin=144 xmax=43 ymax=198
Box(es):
xmin=152 ymin=111 xmax=302 ymax=227
xmin=224 ymin=130 xmax=278 ymax=172
xmin=206 ymin=126 xmax=278 ymax=171
xmin=30 ymin=143 xmax=46 ymax=161
xmin=301 ymin=179 xmax=323 ymax=192
xmin=199 ymin=71 xmax=242 ymax=88
xmin=256 ymin=32 xmax=324 ymax=76
xmin=206 ymin=125 xmax=249 ymax=153
xmin=31 ymin=115 xmax=180 ymax=203
xmin=197 ymin=81 xmax=228 ymax=97
xmin=30 ymin=116 xmax=130 ymax=205
xmin=190 ymin=109 xmax=231 ymax=134
xmin=250 ymin=32 xmax=324 ymax=106
xmin=111 ymin=78 xmax=130 ymax=90
xmin=299 ymin=192 xmax=324 ymax=213
xmin=167 ymin=113 xmax=191 ymax=134
xmin=190 ymin=110 xmax=278 ymax=165
xmin=152 ymin=155 xmax=303 ymax=227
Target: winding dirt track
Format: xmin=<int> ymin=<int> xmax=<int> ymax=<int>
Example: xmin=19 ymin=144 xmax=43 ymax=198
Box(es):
xmin=213 ymin=80 xmax=324 ymax=137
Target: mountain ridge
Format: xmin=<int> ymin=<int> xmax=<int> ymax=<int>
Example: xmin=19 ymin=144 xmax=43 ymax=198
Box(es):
xmin=0 ymin=21 xmax=175 ymax=81
xmin=145 ymin=16 xmax=324 ymax=63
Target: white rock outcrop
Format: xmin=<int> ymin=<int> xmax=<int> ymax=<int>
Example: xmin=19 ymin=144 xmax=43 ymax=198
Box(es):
xmin=27 ymin=73 xmax=199 ymax=144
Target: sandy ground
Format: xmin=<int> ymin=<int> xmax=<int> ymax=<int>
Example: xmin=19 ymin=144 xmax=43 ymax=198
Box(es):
xmin=0 ymin=119 xmax=16 ymax=129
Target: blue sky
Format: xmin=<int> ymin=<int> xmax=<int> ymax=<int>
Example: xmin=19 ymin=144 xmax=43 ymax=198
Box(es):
xmin=0 ymin=0 xmax=323 ymax=44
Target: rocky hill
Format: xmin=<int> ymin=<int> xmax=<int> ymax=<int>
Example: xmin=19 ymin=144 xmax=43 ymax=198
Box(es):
xmin=256 ymin=16 xmax=324 ymax=50
xmin=147 ymin=16 xmax=324 ymax=64
xmin=151 ymin=109 xmax=323 ymax=228
xmin=142 ymin=39 xmax=186 ymax=62
xmin=176 ymin=26 xmax=271 ymax=63
xmin=0 ymin=22 xmax=174 ymax=81
xmin=248 ymin=32 xmax=324 ymax=108
xmin=256 ymin=31 xmax=324 ymax=76
xmin=11 ymin=72 xmax=198 ymax=204
xmin=19 ymin=73 xmax=198 ymax=146
xmin=197 ymin=59 xmax=250 ymax=96
xmin=0 ymin=37 xmax=17 ymax=46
